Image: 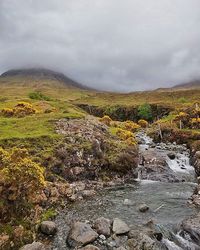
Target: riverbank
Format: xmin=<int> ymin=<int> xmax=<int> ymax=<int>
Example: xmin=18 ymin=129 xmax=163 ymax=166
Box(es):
xmin=22 ymin=131 xmax=200 ymax=250
xmin=2 ymin=116 xmax=200 ymax=250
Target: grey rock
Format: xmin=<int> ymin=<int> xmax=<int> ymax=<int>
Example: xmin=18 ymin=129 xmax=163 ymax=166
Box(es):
xmin=20 ymin=242 xmax=45 ymax=250
xmin=139 ymin=204 xmax=149 ymax=213
xmin=113 ymin=218 xmax=130 ymax=235
xmin=80 ymin=245 xmax=100 ymax=250
xmin=67 ymin=222 xmax=98 ymax=247
xmin=82 ymin=190 xmax=96 ymax=198
xmin=107 ymin=240 xmax=117 ymax=248
xmin=167 ymin=152 xmax=176 ymax=160
xmin=126 ymin=233 xmax=158 ymax=250
xmin=68 ymin=194 xmax=77 ymax=202
xmin=99 ymin=234 xmax=106 ymax=240
xmin=94 ymin=217 xmax=111 ymax=237
xmin=40 ymin=221 xmax=57 ymax=235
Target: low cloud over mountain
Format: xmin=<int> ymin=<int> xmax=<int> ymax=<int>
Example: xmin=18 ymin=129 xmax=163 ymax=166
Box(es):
xmin=0 ymin=0 xmax=200 ymax=92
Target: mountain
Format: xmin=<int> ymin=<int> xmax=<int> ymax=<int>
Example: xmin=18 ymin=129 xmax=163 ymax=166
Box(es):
xmin=172 ymin=80 xmax=200 ymax=90
xmin=0 ymin=68 xmax=90 ymax=90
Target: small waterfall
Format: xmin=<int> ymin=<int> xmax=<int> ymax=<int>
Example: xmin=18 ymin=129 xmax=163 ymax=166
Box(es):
xmin=136 ymin=129 xmax=199 ymax=250
xmin=161 ymin=239 xmax=182 ymax=250
xmin=174 ymin=232 xmax=200 ymax=250
xmin=136 ymin=165 xmax=142 ymax=181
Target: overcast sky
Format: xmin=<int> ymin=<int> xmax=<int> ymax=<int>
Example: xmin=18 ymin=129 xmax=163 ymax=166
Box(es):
xmin=0 ymin=0 xmax=200 ymax=92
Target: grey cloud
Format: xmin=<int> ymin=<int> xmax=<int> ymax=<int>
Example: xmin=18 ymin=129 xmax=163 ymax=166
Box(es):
xmin=0 ymin=0 xmax=200 ymax=92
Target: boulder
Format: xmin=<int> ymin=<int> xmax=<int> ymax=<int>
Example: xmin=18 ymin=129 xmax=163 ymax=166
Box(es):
xmin=20 ymin=242 xmax=45 ymax=250
xmin=40 ymin=221 xmax=57 ymax=235
xmin=80 ymin=245 xmax=100 ymax=250
xmin=113 ymin=218 xmax=130 ymax=235
xmin=67 ymin=222 xmax=98 ymax=247
xmin=167 ymin=152 xmax=176 ymax=160
xmin=93 ymin=217 xmax=111 ymax=237
xmin=139 ymin=204 xmax=149 ymax=213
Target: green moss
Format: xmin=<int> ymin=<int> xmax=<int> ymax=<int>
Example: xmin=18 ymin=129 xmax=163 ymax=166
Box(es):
xmin=41 ymin=208 xmax=57 ymax=221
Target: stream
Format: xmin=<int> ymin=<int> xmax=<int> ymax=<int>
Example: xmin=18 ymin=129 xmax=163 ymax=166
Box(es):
xmin=50 ymin=132 xmax=200 ymax=250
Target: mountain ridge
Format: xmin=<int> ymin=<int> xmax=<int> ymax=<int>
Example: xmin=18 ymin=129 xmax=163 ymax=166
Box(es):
xmin=0 ymin=68 xmax=91 ymax=90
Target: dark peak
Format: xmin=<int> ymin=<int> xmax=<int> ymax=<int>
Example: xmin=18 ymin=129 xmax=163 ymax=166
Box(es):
xmin=0 ymin=68 xmax=90 ymax=90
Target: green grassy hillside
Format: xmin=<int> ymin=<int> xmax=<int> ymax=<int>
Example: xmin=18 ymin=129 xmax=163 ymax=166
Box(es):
xmin=0 ymin=74 xmax=200 ymax=141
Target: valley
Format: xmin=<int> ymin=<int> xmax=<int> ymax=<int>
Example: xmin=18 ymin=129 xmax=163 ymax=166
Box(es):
xmin=0 ymin=69 xmax=200 ymax=250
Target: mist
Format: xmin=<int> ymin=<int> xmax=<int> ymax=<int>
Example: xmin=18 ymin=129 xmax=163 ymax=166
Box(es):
xmin=0 ymin=0 xmax=200 ymax=92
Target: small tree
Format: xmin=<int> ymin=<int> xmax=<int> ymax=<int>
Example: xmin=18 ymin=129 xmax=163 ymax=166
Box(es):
xmin=138 ymin=103 xmax=153 ymax=121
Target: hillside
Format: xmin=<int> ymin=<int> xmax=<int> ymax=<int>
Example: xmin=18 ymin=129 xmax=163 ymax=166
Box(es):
xmin=1 ymin=68 xmax=200 ymax=249
xmin=0 ymin=67 xmax=200 ymax=142
xmin=172 ymin=80 xmax=200 ymax=90
xmin=0 ymin=68 xmax=90 ymax=90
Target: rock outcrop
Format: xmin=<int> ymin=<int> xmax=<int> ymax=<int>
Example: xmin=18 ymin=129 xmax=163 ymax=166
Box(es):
xmin=53 ymin=116 xmax=138 ymax=182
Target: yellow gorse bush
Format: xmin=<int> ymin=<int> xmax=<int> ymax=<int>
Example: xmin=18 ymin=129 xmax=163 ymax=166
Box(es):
xmin=1 ymin=108 xmax=14 ymax=117
xmin=138 ymin=119 xmax=148 ymax=128
xmin=13 ymin=102 xmax=37 ymax=117
xmin=126 ymin=137 xmax=137 ymax=146
xmin=1 ymin=102 xmax=37 ymax=118
xmin=99 ymin=115 xmax=112 ymax=126
xmin=116 ymin=128 xmax=137 ymax=146
xmin=191 ymin=118 xmax=200 ymax=124
xmin=190 ymin=118 xmax=200 ymax=129
xmin=0 ymin=147 xmax=45 ymax=212
xmin=123 ymin=120 xmax=141 ymax=132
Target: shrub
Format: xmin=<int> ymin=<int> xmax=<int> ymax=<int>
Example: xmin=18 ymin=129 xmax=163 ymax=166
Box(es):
xmin=178 ymin=97 xmax=187 ymax=103
xmin=99 ymin=115 xmax=112 ymax=126
xmin=123 ymin=120 xmax=140 ymax=132
xmin=174 ymin=112 xmax=190 ymax=128
xmin=138 ymin=103 xmax=153 ymax=121
xmin=190 ymin=118 xmax=200 ymax=129
xmin=29 ymin=91 xmax=51 ymax=101
xmin=1 ymin=108 xmax=14 ymax=117
xmin=138 ymin=119 xmax=148 ymax=128
xmin=41 ymin=208 xmax=57 ymax=221
xmin=116 ymin=128 xmax=134 ymax=140
xmin=126 ymin=137 xmax=137 ymax=146
xmin=13 ymin=102 xmax=37 ymax=117
xmin=0 ymin=147 xmax=45 ymax=220
xmin=1 ymin=102 xmax=37 ymax=118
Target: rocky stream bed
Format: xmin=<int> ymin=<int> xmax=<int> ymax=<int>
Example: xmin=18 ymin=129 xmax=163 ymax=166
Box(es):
xmin=23 ymin=132 xmax=200 ymax=250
